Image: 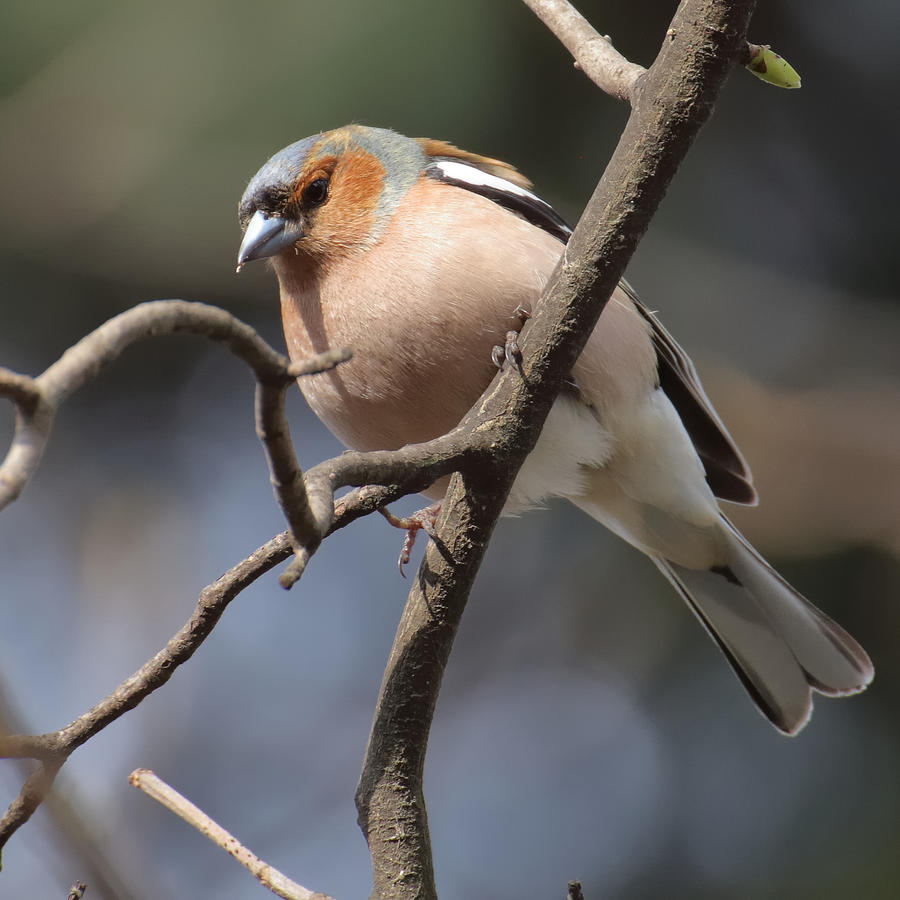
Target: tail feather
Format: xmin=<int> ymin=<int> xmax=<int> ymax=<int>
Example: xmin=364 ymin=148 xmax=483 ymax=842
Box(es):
xmin=656 ymin=522 xmax=874 ymax=735
xmin=720 ymin=517 xmax=873 ymax=696
xmin=654 ymin=558 xmax=813 ymax=734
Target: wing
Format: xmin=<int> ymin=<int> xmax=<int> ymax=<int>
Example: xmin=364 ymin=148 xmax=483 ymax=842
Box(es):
xmin=622 ymin=281 xmax=757 ymax=505
xmin=424 ymin=153 xmax=757 ymax=505
xmin=423 ymin=158 xmax=572 ymax=242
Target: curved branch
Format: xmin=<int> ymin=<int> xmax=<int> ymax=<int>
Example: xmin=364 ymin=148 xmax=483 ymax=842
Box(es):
xmin=256 ymin=348 xmax=352 ymax=569
xmin=0 ymin=369 xmax=55 ymax=509
xmin=0 ymin=300 xmax=291 ymax=513
xmin=277 ymin=424 xmax=487 ymax=588
xmin=0 ymin=301 xmax=357 ymax=585
xmin=38 ymin=300 xmax=290 ymax=404
xmin=0 ymin=304 xmax=502 ymax=852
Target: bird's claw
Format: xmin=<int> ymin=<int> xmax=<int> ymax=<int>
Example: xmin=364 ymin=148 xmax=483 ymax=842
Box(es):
xmin=492 ymin=304 xmax=531 ymax=371
xmin=379 ymin=502 xmax=441 ymax=576
xmin=512 ymin=304 xmax=531 ymax=327
xmin=503 ymin=330 xmax=523 ymax=370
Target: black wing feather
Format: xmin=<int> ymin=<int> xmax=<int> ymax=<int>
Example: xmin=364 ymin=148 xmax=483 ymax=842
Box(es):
xmin=623 ymin=283 xmax=757 ymax=505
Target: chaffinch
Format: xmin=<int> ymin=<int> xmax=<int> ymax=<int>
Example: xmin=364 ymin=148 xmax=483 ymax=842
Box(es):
xmin=236 ymin=124 xmax=873 ymax=734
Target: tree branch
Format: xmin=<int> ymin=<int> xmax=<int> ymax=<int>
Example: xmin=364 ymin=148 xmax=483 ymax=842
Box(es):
xmin=521 ymin=0 xmax=647 ymax=101
xmin=129 ymin=769 xmax=334 ymax=900
xmin=0 ymin=466 xmax=482 ymax=856
xmin=0 ymin=301 xmax=292 ymax=513
xmin=255 ymin=348 xmax=351 ymax=579
xmin=354 ymin=2 xmax=758 ymax=897
xmin=0 ymin=301 xmax=356 ymax=586
xmin=0 ymin=291 xmax=511 ymax=853
xmin=0 ymin=531 xmax=289 ymax=851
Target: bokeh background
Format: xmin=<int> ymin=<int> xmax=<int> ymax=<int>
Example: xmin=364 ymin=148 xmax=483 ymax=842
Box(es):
xmin=1 ymin=1 xmax=898 ymax=897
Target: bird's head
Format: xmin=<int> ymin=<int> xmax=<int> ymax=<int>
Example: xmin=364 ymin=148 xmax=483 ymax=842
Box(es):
xmin=237 ymin=125 xmax=426 ymax=273
xmin=236 ymin=124 xmax=537 ymax=274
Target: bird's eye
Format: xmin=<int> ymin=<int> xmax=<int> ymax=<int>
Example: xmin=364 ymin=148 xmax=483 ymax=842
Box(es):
xmin=302 ymin=178 xmax=329 ymax=207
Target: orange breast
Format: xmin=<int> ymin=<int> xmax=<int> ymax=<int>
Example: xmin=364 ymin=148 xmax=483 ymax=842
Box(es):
xmin=275 ymin=177 xmax=566 ymax=452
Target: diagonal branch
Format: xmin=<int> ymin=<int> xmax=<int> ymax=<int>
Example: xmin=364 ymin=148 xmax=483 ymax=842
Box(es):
xmin=0 ymin=464 xmax=484 ymax=855
xmin=521 ymin=0 xmax=648 ymax=101
xmin=0 ymin=531 xmax=291 ymax=852
xmin=130 ymin=769 xmax=335 ymax=900
xmin=354 ymin=2 xmax=759 ymax=897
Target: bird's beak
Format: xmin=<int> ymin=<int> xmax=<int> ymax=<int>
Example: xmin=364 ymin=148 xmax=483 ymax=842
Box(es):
xmin=236 ymin=210 xmax=302 ymax=272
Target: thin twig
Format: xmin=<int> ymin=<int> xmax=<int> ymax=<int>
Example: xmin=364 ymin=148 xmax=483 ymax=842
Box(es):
xmin=0 ymin=368 xmax=41 ymax=412
xmin=0 ymin=683 xmax=143 ymax=896
xmin=0 ymin=301 xmax=291 ymax=513
xmin=276 ymin=427 xmax=485 ymax=589
xmin=129 ymin=769 xmax=334 ymax=900
xmin=0 ymin=369 xmax=55 ymax=509
xmin=0 ymin=301 xmax=358 ymax=590
xmin=38 ymin=300 xmax=289 ymax=404
xmin=256 ymin=380 xmax=328 ymax=556
xmin=0 ymin=759 xmax=63 ymax=844
xmin=257 ymin=347 xmax=354 ymax=564
xmin=0 ymin=472 xmax=464 ymax=852
xmin=0 ymin=531 xmax=291 ymax=851
xmin=288 ymin=347 xmax=352 ymax=377
xmin=520 ymin=0 xmax=647 ymax=101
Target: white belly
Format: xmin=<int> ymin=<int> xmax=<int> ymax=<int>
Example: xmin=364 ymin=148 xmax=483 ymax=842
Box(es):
xmin=504 ymin=393 xmax=613 ymax=514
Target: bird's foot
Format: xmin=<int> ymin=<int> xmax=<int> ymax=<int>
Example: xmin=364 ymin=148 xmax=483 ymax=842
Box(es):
xmin=512 ymin=304 xmax=532 ymax=326
xmin=379 ymin=502 xmax=442 ymax=576
xmin=491 ymin=331 xmax=524 ymax=370
xmin=491 ymin=304 xmax=532 ymax=371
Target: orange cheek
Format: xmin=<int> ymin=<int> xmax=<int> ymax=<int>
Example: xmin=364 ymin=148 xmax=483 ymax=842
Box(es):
xmin=311 ymin=150 xmax=385 ymax=256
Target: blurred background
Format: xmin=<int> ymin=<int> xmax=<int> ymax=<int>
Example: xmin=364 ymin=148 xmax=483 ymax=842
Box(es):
xmin=0 ymin=0 xmax=898 ymax=897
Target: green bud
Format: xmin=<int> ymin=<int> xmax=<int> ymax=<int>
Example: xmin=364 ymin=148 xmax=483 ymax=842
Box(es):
xmin=745 ymin=44 xmax=801 ymax=89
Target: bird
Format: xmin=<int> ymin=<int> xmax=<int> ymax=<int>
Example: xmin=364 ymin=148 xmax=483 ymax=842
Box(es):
xmin=236 ymin=124 xmax=873 ymax=735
